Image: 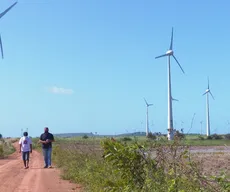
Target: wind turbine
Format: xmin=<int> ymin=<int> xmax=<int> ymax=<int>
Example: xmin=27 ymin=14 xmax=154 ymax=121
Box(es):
xmin=0 ymin=2 xmax=18 ymax=59
xmin=202 ymin=77 xmax=214 ymax=136
xmin=144 ymin=98 xmax=153 ymax=137
xmin=155 ymin=27 xmax=184 ymax=140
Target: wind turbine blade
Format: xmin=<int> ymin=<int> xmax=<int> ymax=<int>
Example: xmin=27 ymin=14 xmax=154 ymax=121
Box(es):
xmin=207 ymin=76 xmax=209 ymax=89
xmin=209 ymin=91 xmax=215 ymax=100
xmin=172 ymin=97 xmax=179 ymax=101
xmin=0 ymin=35 xmax=4 ymax=59
xmin=148 ymin=104 xmax=153 ymax=106
xmin=0 ymin=2 xmax=18 ymax=19
xmin=143 ymin=98 xmax=148 ymax=106
xmin=172 ymin=55 xmax=185 ymax=73
xmin=155 ymin=54 xmax=168 ymax=59
xmin=169 ymin=27 xmax=173 ymax=50
xmin=202 ymin=92 xmax=207 ymax=96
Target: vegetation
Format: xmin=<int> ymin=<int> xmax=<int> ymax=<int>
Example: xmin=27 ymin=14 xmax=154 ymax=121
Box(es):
xmin=120 ymin=137 xmax=133 ymax=142
xmin=146 ymin=132 xmax=157 ymax=140
xmin=0 ymin=138 xmax=16 ymax=158
xmin=82 ymin=135 xmax=89 ymax=139
xmin=51 ymin=136 xmax=230 ymax=191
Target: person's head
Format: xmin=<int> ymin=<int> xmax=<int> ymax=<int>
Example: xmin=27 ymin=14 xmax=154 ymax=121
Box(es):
xmin=23 ymin=132 xmax=28 ymax=137
xmin=44 ymin=127 xmax=49 ymax=133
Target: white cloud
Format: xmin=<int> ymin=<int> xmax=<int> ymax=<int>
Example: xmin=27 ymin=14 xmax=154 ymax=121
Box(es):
xmin=48 ymin=86 xmax=74 ymax=95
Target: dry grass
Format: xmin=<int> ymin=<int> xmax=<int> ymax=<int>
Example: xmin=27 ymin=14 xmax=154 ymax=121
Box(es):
xmin=191 ymin=150 xmax=230 ymax=177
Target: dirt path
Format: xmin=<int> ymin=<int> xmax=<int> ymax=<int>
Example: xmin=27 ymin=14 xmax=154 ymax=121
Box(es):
xmin=0 ymin=143 xmax=82 ymax=192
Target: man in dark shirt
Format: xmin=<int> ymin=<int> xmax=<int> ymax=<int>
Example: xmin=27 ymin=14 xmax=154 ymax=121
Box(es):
xmin=39 ymin=127 xmax=55 ymax=168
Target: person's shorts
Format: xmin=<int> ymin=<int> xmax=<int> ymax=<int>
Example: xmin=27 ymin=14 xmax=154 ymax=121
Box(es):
xmin=22 ymin=151 xmax=30 ymax=161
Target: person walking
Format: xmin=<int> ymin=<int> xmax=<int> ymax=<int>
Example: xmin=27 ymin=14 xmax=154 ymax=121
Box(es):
xmin=39 ymin=127 xmax=55 ymax=168
xmin=19 ymin=131 xmax=32 ymax=169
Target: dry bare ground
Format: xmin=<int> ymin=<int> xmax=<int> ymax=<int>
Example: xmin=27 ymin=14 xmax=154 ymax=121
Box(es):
xmin=190 ymin=146 xmax=230 ymax=177
xmin=0 ymin=143 xmax=82 ymax=192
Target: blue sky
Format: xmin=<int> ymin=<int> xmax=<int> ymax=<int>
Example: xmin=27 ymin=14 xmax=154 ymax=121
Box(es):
xmin=0 ymin=0 xmax=230 ymax=137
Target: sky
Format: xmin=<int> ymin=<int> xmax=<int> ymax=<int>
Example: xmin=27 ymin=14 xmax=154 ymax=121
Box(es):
xmin=0 ymin=0 xmax=230 ymax=137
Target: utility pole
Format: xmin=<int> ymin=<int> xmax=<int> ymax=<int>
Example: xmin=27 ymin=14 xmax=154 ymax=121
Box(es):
xmin=200 ymin=121 xmax=203 ymax=135
xmin=227 ymin=121 xmax=230 ymax=134
xmin=181 ymin=121 xmax=184 ymax=133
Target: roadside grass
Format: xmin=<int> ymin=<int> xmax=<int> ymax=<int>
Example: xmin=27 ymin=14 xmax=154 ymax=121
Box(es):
xmin=52 ymin=139 xmax=107 ymax=191
xmin=0 ymin=139 xmax=17 ymax=158
xmin=185 ymin=139 xmax=230 ymax=146
xmin=51 ymin=136 xmax=230 ymax=191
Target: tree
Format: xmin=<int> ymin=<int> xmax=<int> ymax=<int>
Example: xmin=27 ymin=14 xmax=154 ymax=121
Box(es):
xmin=0 ymin=134 xmax=2 ymax=139
xmin=147 ymin=132 xmax=156 ymax=140
xmin=82 ymin=134 xmax=89 ymax=139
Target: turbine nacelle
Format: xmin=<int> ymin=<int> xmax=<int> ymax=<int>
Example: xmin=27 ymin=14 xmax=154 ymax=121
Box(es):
xmin=166 ymin=50 xmax=173 ymax=55
xmin=144 ymin=98 xmax=153 ymax=107
xmin=155 ymin=28 xmax=185 ymax=74
xmin=202 ymin=78 xmax=214 ymax=100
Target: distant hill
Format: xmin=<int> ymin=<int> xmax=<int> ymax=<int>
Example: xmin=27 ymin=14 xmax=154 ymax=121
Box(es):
xmin=54 ymin=131 xmax=155 ymax=138
xmin=54 ymin=133 xmax=94 ymax=138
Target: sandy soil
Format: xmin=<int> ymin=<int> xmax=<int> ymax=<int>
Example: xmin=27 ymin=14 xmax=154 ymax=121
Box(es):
xmin=0 ymin=143 xmax=82 ymax=192
xmin=185 ymin=146 xmax=230 ymax=177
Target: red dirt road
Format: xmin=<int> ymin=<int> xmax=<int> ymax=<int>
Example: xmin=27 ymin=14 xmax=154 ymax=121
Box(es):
xmin=0 ymin=143 xmax=82 ymax=192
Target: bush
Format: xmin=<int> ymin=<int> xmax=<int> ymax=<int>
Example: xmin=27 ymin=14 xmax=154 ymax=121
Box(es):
xmin=225 ymin=134 xmax=230 ymax=140
xmin=52 ymin=138 xmax=230 ymax=192
xmin=0 ymin=139 xmax=15 ymax=158
xmin=174 ymin=130 xmax=185 ymax=140
xmin=147 ymin=132 xmax=156 ymax=140
xmin=120 ymin=137 xmax=132 ymax=142
xmin=198 ymin=135 xmax=205 ymax=140
xmin=207 ymin=135 xmax=213 ymax=140
xmin=101 ymin=138 xmax=226 ymax=191
xmin=0 ymin=145 xmax=4 ymax=158
xmin=207 ymin=134 xmax=222 ymax=140
xmin=82 ymin=135 xmax=89 ymax=139
xmin=212 ymin=134 xmax=222 ymax=140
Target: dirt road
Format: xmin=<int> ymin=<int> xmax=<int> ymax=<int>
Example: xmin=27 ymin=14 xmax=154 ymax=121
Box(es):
xmin=0 ymin=143 xmax=82 ymax=192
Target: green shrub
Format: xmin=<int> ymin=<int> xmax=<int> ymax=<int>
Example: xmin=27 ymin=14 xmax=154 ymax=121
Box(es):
xmin=0 ymin=139 xmax=16 ymax=158
xmin=198 ymin=135 xmax=205 ymax=140
xmin=207 ymin=134 xmax=222 ymax=140
xmin=0 ymin=144 xmax=4 ymax=158
xmin=120 ymin=137 xmax=132 ymax=141
xmin=207 ymin=135 xmax=213 ymax=140
xmin=174 ymin=130 xmax=185 ymax=140
xmin=52 ymin=138 xmax=230 ymax=192
xmin=147 ymin=132 xmax=156 ymax=140
xmin=212 ymin=134 xmax=222 ymax=140
xmin=225 ymin=134 xmax=230 ymax=140
xmin=82 ymin=135 xmax=89 ymax=139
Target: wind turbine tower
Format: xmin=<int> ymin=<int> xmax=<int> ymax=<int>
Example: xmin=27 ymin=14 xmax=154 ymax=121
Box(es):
xmin=155 ymin=28 xmax=185 ymax=140
xmin=202 ymin=77 xmax=214 ymax=136
xmin=144 ymin=98 xmax=153 ymax=137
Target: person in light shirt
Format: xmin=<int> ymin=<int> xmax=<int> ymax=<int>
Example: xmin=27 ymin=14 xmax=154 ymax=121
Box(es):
xmin=19 ymin=132 xmax=32 ymax=169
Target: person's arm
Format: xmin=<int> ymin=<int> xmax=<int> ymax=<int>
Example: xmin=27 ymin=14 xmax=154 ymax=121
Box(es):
xmin=46 ymin=134 xmax=55 ymax=143
xmin=18 ymin=138 xmax=22 ymax=153
xmin=50 ymin=134 xmax=55 ymax=142
xmin=39 ymin=134 xmax=47 ymax=144
xmin=30 ymin=139 xmax=32 ymax=153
